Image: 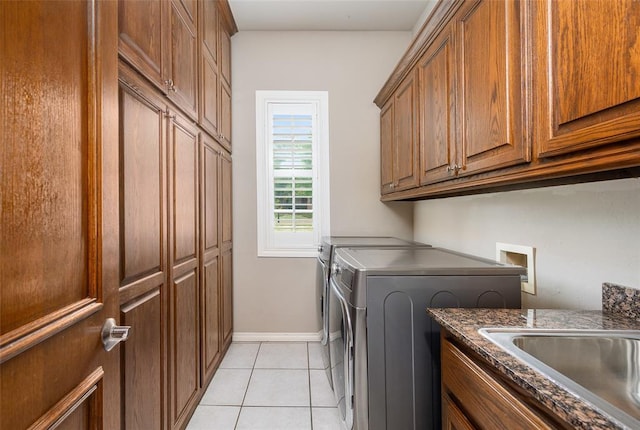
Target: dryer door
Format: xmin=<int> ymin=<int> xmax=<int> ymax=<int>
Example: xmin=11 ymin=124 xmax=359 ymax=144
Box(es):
xmin=330 ymin=277 xmax=355 ymax=429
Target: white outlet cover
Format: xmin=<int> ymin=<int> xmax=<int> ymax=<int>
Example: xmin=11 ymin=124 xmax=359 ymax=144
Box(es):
xmin=496 ymin=242 xmax=536 ymax=295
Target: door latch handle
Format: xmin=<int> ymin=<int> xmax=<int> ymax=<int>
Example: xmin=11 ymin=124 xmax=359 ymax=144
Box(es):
xmin=101 ymin=318 xmax=131 ymax=352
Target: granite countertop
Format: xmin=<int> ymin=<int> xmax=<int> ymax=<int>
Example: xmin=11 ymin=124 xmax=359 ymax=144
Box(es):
xmin=428 ymin=283 xmax=640 ymax=430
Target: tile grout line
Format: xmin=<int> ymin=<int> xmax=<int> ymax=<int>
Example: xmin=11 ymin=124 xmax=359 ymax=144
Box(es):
xmin=233 ymin=342 xmax=262 ymax=430
xmin=307 ymin=342 xmax=314 ymax=430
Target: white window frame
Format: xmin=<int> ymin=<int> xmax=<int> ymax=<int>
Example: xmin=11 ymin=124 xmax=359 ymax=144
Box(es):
xmin=256 ymin=91 xmax=330 ymax=257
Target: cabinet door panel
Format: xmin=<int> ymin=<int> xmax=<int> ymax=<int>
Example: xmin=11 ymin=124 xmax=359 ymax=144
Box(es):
xmin=171 ymin=269 xmax=200 ymax=428
xmin=121 ymin=289 xmax=165 ymax=430
xmin=200 ymin=0 xmax=219 ymax=138
xmin=457 ymin=0 xmax=529 ymax=175
xmin=535 ymin=0 xmax=640 ymax=157
xmin=169 ymin=1 xmax=198 ymax=120
xmin=394 ymin=72 xmax=419 ymax=191
xmin=118 ymin=0 xmax=168 ymax=91
xmin=171 ymin=116 xmax=198 ymax=263
xmin=221 ymin=249 xmax=233 ymax=347
xmin=221 ymin=153 xmax=232 ymax=247
xmin=201 ymin=256 xmax=221 ymax=382
xmin=119 ymin=78 xmax=166 ymax=284
xmin=380 ymin=101 xmax=394 ymax=194
xmin=219 ymin=17 xmax=232 ymax=88
xmin=220 ymin=81 xmax=232 ymax=149
xmin=419 ymin=25 xmax=456 ymax=185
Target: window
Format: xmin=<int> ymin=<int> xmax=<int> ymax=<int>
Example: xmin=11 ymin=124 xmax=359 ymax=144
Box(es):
xmin=256 ymin=91 xmax=330 ymax=257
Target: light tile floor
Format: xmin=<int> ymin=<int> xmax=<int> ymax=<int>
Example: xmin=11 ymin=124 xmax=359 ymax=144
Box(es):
xmin=186 ymin=342 xmax=344 ymax=430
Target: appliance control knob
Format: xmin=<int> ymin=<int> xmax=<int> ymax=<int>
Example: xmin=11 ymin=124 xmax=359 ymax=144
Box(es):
xmin=317 ymin=245 xmax=323 ymax=253
xmin=331 ymin=264 xmax=341 ymax=277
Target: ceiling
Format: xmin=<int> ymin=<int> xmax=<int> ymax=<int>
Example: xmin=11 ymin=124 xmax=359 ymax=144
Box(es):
xmin=228 ymin=0 xmax=435 ymax=31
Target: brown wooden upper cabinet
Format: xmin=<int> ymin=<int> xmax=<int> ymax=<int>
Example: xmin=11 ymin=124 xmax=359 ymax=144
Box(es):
xmin=418 ymin=0 xmax=528 ymax=186
xmin=377 ymin=0 xmax=640 ymax=200
xmin=119 ymin=0 xmax=217 ymax=124
xmin=381 ymin=70 xmax=420 ymax=194
xmin=200 ymin=0 xmax=234 ymax=150
xmin=531 ymin=0 xmax=640 ymax=158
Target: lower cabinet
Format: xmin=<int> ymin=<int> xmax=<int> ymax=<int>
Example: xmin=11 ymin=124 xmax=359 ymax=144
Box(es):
xmin=440 ymin=332 xmax=565 ymax=430
xmin=119 ymin=60 xmax=233 ymax=430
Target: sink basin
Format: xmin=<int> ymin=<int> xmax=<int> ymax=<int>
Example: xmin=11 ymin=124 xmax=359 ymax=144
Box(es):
xmin=479 ymin=328 xmax=640 ymax=429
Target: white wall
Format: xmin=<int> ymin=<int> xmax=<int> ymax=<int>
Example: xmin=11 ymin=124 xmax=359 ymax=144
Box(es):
xmin=413 ymin=178 xmax=640 ymax=309
xmin=232 ymin=31 xmax=414 ymax=335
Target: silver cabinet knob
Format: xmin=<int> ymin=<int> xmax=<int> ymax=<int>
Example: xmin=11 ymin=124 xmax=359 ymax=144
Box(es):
xmin=101 ymin=318 xmax=131 ymax=352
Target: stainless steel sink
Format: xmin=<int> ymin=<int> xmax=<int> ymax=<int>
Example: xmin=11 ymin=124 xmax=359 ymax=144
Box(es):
xmin=479 ymin=328 xmax=640 ymax=429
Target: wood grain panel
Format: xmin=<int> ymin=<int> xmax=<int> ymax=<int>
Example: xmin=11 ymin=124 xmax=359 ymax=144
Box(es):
xmin=118 ymin=0 xmax=168 ymax=91
xmin=201 ymin=256 xmax=221 ymax=383
xmin=27 ymin=367 xmax=103 ymax=430
xmin=457 ymin=0 xmax=529 ymax=175
xmin=220 ymin=81 xmax=232 ymax=150
xmin=394 ymin=71 xmax=419 ymax=191
xmin=169 ymin=1 xmax=198 ymax=120
xmin=221 ymin=250 xmax=233 ymax=347
xmin=119 ymin=78 xmax=166 ymax=284
xmin=171 ymin=269 xmax=200 ymax=428
xmin=219 ymin=16 xmax=231 ymax=87
xmin=534 ymin=0 xmax=640 ymax=157
xmin=380 ymin=101 xmax=394 ymax=194
xmin=203 ymin=142 xmax=220 ymax=251
xmin=171 ymin=115 xmax=198 ymax=263
xmin=202 ymin=0 xmax=218 ymax=61
xmin=419 ymin=24 xmax=456 ymax=185
xmin=221 ymin=152 xmax=232 ymax=248
xmin=201 ymin=51 xmax=220 ymax=138
xmin=1 ymin=0 xmax=93 ymax=334
xmin=121 ymin=289 xmax=164 ymax=430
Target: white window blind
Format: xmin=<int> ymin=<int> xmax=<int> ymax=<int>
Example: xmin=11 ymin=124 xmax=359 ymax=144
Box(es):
xmin=256 ymin=91 xmax=330 ymax=257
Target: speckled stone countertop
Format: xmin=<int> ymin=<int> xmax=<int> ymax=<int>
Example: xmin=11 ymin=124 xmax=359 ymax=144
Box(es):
xmin=428 ymin=283 xmax=640 ymax=430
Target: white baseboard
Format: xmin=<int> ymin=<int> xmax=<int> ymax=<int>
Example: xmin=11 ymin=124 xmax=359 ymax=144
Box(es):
xmin=232 ymin=331 xmax=322 ymax=342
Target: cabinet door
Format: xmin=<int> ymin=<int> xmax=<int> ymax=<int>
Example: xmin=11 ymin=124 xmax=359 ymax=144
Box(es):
xmin=418 ymin=24 xmax=456 ymax=185
xmin=533 ymin=0 xmax=640 ymax=158
xmin=200 ymin=135 xmax=222 ymax=385
xmin=393 ymin=71 xmax=420 ymax=191
xmin=380 ymin=100 xmax=395 ymax=194
xmin=219 ymin=13 xmax=232 ymax=88
xmin=118 ymin=0 xmax=169 ymax=92
xmin=443 ymin=394 xmax=477 ymax=430
xmin=168 ymin=112 xmax=200 ymax=430
xmin=168 ymin=0 xmax=198 ymax=120
xmin=118 ymin=63 xmax=168 ymax=430
xmin=220 ymin=80 xmax=232 ymax=150
xmin=200 ymin=0 xmax=220 ymax=138
xmin=220 ymin=152 xmax=233 ymax=348
xmin=1 ymin=2 xmax=120 ymax=428
xmin=456 ymin=0 xmax=529 ymax=175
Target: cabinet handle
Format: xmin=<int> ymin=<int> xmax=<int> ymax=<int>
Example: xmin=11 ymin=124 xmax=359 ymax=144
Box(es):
xmin=447 ymin=164 xmax=462 ymax=173
xmin=164 ymin=79 xmax=176 ymax=92
xmin=389 ymin=183 xmax=395 ymax=189
xmin=164 ymin=109 xmax=176 ymax=120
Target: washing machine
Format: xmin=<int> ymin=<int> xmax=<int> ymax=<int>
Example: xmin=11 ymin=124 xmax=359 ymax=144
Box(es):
xmin=328 ymin=246 xmax=525 ymax=430
xmin=316 ymin=236 xmax=426 ymax=388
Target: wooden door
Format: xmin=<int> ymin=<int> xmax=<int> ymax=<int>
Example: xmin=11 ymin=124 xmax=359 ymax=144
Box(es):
xmin=380 ymin=100 xmax=395 ymax=194
xmin=533 ymin=0 xmax=640 ymax=158
xmin=168 ymin=0 xmax=198 ymax=121
xmin=456 ymin=0 xmax=529 ymax=176
xmin=118 ymin=0 xmax=170 ymax=93
xmin=220 ymin=152 xmax=233 ymax=348
xmin=418 ymin=23 xmax=456 ymax=185
xmin=200 ymin=135 xmax=222 ymax=385
xmin=118 ymin=62 xmax=169 ymax=430
xmin=0 ymin=1 xmax=120 ymax=429
xmin=200 ymin=0 xmax=220 ymax=138
xmin=393 ymin=71 xmax=419 ymax=191
xmin=168 ymin=111 xmax=201 ymax=430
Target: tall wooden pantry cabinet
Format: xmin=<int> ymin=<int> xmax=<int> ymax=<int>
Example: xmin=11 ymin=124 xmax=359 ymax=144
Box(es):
xmin=117 ymin=1 xmax=236 ymax=429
